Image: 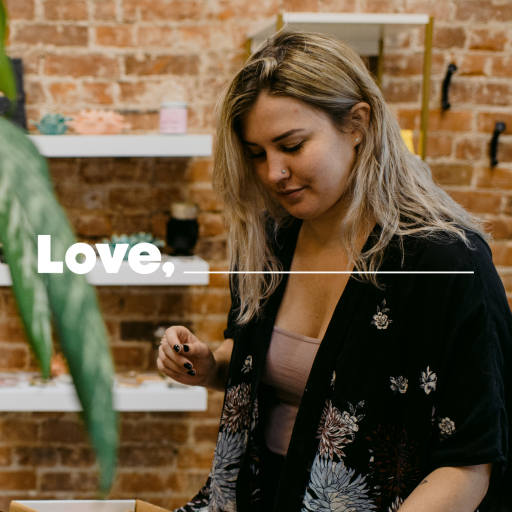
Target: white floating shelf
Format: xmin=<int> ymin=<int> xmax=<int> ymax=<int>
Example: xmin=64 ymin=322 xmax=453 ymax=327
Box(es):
xmin=0 ymin=255 xmax=209 ymax=286
xmin=248 ymin=13 xmax=430 ymax=55
xmin=0 ymin=375 xmax=207 ymax=412
xmin=27 ymin=134 xmax=212 ymax=158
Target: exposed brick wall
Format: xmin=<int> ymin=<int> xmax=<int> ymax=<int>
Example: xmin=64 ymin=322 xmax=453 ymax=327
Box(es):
xmin=2 ymin=0 xmax=512 ymax=508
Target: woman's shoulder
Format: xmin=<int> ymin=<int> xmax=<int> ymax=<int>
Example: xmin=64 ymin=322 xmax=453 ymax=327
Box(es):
xmin=394 ymin=227 xmax=494 ymax=273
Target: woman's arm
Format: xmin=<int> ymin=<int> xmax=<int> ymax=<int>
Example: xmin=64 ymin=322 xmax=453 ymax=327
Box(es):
xmin=399 ymin=464 xmax=492 ymax=512
xmin=202 ymin=337 xmax=234 ymax=392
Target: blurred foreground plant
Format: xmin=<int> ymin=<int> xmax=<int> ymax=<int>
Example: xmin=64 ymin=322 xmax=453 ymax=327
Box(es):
xmin=0 ymin=0 xmax=118 ymax=494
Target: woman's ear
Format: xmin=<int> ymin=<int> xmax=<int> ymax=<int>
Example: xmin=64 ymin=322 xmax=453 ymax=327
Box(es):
xmin=350 ymin=102 xmax=371 ymax=144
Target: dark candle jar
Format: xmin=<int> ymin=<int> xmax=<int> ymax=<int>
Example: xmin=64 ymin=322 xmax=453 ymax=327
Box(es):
xmin=166 ymin=202 xmax=199 ymax=256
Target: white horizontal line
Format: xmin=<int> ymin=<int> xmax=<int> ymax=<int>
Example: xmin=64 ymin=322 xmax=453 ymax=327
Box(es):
xmin=183 ymin=271 xmax=474 ymax=274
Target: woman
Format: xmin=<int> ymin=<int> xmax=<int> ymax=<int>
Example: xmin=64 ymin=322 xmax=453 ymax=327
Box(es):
xmin=158 ymin=32 xmax=511 ymax=512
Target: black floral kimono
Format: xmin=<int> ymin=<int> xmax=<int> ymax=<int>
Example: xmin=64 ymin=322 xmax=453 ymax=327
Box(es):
xmin=173 ymin=216 xmax=512 ymax=512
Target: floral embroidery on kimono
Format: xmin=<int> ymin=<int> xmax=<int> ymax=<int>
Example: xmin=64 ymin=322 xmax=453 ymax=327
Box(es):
xmin=371 ymin=300 xmax=392 ymax=329
xmin=302 ymin=400 xmax=375 ymax=511
xmin=419 ymin=367 xmax=437 ymax=394
xmin=438 ymin=417 xmax=456 ymax=438
xmin=390 ymin=376 xmax=408 ymax=394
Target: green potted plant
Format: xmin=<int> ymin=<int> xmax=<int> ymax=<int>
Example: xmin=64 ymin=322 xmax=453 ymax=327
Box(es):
xmin=0 ymin=0 xmax=118 ymax=494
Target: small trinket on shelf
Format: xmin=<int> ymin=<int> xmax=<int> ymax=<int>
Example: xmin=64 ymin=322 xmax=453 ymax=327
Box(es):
xmin=30 ymin=113 xmax=72 ymax=135
xmin=166 ymin=202 xmax=199 ymax=256
xmin=160 ymin=101 xmax=188 ymax=134
xmin=67 ymin=109 xmax=131 ymax=135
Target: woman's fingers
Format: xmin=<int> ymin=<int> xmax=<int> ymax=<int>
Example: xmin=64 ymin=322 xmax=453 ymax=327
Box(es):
xmin=159 ymin=343 xmax=196 ymax=376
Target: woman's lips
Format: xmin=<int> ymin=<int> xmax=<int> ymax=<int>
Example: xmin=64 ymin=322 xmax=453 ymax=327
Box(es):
xmin=278 ymin=187 xmax=304 ymax=199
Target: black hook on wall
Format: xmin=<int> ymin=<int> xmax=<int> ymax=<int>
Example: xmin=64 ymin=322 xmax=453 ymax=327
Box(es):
xmin=441 ymin=63 xmax=457 ymax=110
xmin=490 ymin=122 xmax=506 ymax=168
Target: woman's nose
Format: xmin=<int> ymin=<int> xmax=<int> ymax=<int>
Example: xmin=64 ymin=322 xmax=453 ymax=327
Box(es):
xmin=266 ymin=155 xmax=287 ymax=183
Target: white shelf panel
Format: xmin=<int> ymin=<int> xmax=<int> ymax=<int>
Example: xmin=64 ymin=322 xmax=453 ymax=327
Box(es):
xmin=249 ymin=12 xmax=430 ymax=55
xmin=0 ymin=375 xmax=207 ymax=412
xmin=27 ymin=134 xmax=212 ymax=158
xmin=0 ymin=255 xmax=209 ymax=286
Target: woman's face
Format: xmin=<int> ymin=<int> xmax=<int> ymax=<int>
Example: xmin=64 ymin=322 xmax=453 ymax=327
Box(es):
xmin=241 ymin=93 xmax=368 ymax=221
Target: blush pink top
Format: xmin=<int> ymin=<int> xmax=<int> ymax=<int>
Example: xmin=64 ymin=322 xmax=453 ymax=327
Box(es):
xmin=260 ymin=325 xmax=322 ymax=456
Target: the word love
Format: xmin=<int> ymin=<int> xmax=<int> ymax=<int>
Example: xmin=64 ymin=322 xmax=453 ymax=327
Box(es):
xmin=37 ymin=235 xmax=175 ymax=276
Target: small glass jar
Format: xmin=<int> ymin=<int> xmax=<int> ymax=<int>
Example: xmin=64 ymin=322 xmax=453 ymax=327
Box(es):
xmin=166 ymin=202 xmax=199 ymax=256
xmin=159 ymin=101 xmax=188 ymax=134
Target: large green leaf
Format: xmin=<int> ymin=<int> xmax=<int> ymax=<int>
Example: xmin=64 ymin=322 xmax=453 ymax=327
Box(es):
xmin=0 ymin=0 xmax=16 ymax=101
xmin=0 ymin=117 xmax=118 ymax=493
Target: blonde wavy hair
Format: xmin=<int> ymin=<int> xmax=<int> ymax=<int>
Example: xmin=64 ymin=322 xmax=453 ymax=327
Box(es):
xmin=213 ymin=31 xmax=490 ymax=326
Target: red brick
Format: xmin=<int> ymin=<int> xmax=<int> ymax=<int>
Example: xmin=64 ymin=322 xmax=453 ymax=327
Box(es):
xmin=95 ymin=26 xmax=134 ymax=47
xmin=137 ymin=26 xmax=174 ymax=47
xmin=14 ymin=25 xmax=88 ymax=46
xmin=45 ymin=54 xmax=119 ymax=77
xmin=111 ymin=345 xmax=149 ymax=371
xmin=283 ymin=0 xmax=319 ymax=11
xmin=75 ymin=213 xmax=112 ymax=237
xmin=193 ymin=319 xmax=227 ymax=342
xmin=44 ymin=0 xmax=88 ymax=20
xmin=48 ymin=82 xmax=79 ymax=105
xmin=430 ymin=163 xmax=473 ymax=186
xmin=448 ymin=190 xmax=502 ymax=214
xmin=492 ymin=56 xmax=512 ymax=78
xmin=58 ymin=447 xmax=96 ymax=467
xmin=189 ymin=159 xmax=213 ymax=182
xmin=450 ymin=82 xmax=512 ymax=107
xmin=40 ymin=420 xmax=88 ymax=443
xmin=468 ymin=28 xmax=508 ymax=52
xmin=15 ymin=447 xmax=58 ymax=467
xmin=108 ymin=187 xmax=180 ymax=211
xmin=124 ymin=0 xmax=201 ymax=21
xmin=424 ymin=110 xmax=473 ymax=132
xmin=0 ymin=471 xmax=36 ymax=490
xmin=194 ymin=237 xmax=227 ymax=261
xmin=457 ymin=54 xmax=488 ymax=77
xmin=122 ymin=112 xmax=159 ymax=132
xmin=116 ymin=472 xmax=166 ymax=493
xmin=504 ymin=197 xmax=512 ymax=215
xmin=165 ymin=472 xmax=189 ymax=492
xmin=477 ymin=113 xmax=512 ymax=136
xmin=119 ymin=81 xmax=146 ymax=102
xmin=0 ymin=318 xmax=27 ymax=342
xmin=41 ymin=472 xmax=97 ymax=492
xmin=0 ymin=448 xmax=11 ymax=466
xmin=118 ymin=446 xmax=172 ymax=467
xmin=5 ymin=0 xmax=34 ymax=19
xmin=455 ymin=138 xmax=484 ymax=161
xmin=476 ymin=168 xmax=512 ymax=190
xmin=403 ymin=0 xmax=450 ymax=20
xmin=198 ymin=212 xmax=227 ymax=237
xmin=120 ymin=421 xmax=188 ymax=444
xmin=93 ymin=1 xmax=116 ymax=20
xmin=0 ymin=420 xmax=38 ymax=442
xmin=111 ymin=214 xmax=151 ymax=233
xmin=125 ymin=55 xmax=199 ymax=76
xmin=426 ymin=134 xmax=453 ymax=157
xmin=489 ymin=243 xmax=512 ymax=267
xmin=359 ymin=0 xmax=398 ymax=12
xmin=382 ymin=80 xmax=420 ymax=103
xmin=433 ymin=26 xmax=466 ymax=49
xmin=496 ymin=142 xmax=512 ymax=164
xmin=454 ymin=0 xmax=512 ymax=21
xmin=151 ymin=214 xmax=168 ymax=238
xmin=82 ymin=83 xmax=114 ymax=105
xmin=488 ymin=218 xmax=512 ymax=240
xmin=24 ymin=80 xmax=45 ymax=104
xmin=176 ymin=447 xmax=215 ymax=469
xmin=193 ymin=423 xmax=220 ymax=443
xmin=189 ymin=188 xmax=223 ymax=212
xmin=383 ymin=53 xmax=444 ymax=77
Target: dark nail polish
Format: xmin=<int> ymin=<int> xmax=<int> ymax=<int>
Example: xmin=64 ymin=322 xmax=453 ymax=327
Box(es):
xmin=187 ymin=370 xmax=195 ymax=376
xmin=183 ymin=345 xmax=189 ymax=353
xmin=173 ymin=344 xmax=180 ymax=353
xmin=184 ymin=362 xmax=193 ymax=370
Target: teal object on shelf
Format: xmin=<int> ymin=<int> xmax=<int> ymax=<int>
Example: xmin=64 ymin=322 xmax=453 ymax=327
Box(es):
xmin=31 ymin=113 xmax=72 ymax=135
xmin=102 ymin=233 xmax=165 ymax=261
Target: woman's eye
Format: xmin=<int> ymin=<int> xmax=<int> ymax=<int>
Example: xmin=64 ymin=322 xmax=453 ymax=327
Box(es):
xmin=248 ymin=151 xmax=265 ymax=159
xmin=282 ymin=142 xmax=304 ymax=153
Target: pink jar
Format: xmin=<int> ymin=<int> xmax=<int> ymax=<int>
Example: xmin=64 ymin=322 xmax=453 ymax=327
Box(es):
xmin=159 ymin=101 xmax=188 ymax=134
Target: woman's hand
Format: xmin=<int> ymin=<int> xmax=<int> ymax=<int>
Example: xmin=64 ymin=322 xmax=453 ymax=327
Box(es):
xmin=157 ymin=326 xmax=218 ymax=388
